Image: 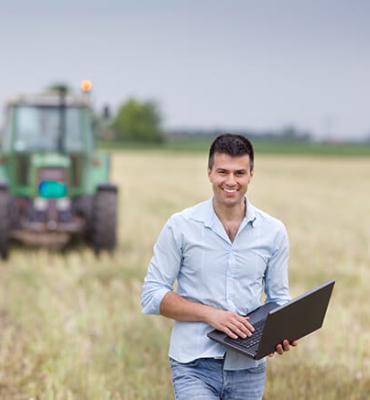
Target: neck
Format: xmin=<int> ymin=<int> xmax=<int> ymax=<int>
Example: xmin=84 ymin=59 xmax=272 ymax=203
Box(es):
xmin=212 ymin=198 xmax=246 ymax=223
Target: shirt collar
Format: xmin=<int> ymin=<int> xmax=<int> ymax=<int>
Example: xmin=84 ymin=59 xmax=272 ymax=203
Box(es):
xmin=245 ymin=200 xmax=257 ymax=227
xmin=192 ymin=198 xmax=257 ymax=228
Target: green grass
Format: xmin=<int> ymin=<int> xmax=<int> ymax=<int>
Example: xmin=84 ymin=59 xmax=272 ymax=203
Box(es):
xmin=97 ymin=138 xmax=370 ymax=157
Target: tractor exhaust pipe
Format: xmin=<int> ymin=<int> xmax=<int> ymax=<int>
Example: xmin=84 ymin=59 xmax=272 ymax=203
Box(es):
xmin=56 ymin=85 xmax=67 ymax=153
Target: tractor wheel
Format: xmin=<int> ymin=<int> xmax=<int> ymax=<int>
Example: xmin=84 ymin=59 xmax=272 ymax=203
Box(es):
xmin=91 ymin=187 xmax=118 ymax=253
xmin=0 ymin=189 xmax=11 ymax=259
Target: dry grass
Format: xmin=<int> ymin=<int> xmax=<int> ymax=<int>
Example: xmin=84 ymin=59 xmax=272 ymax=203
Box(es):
xmin=0 ymin=151 xmax=369 ymax=399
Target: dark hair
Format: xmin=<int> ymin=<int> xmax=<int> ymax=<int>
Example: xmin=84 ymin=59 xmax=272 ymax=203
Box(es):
xmin=208 ymin=134 xmax=254 ymax=170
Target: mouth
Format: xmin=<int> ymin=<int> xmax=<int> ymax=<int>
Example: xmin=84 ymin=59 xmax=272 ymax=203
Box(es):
xmin=223 ymin=188 xmax=238 ymax=193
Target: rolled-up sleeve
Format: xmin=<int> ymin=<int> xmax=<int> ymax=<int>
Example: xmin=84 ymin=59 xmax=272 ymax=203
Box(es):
xmin=141 ymin=217 xmax=182 ymax=315
xmin=264 ymin=223 xmax=291 ymax=305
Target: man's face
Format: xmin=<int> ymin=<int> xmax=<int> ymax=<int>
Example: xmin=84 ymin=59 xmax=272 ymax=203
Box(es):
xmin=208 ymin=152 xmax=253 ymax=208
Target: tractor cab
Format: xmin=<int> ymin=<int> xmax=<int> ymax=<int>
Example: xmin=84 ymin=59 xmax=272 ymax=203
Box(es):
xmin=3 ymin=94 xmax=94 ymax=197
xmin=0 ymin=84 xmax=118 ymax=257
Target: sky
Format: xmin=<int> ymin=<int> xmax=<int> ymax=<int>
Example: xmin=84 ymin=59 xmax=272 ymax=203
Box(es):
xmin=0 ymin=0 xmax=369 ymax=140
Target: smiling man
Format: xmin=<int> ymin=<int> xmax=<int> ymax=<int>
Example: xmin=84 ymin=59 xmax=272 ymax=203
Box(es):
xmin=141 ymin=134 xmax=296 ymax=400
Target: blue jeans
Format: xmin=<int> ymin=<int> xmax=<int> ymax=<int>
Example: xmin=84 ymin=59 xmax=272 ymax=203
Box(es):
xmin=170 ymin=357 xmax=266 ymax=400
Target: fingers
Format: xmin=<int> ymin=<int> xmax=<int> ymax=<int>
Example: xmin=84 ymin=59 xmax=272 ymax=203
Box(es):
xmin=275 ymin=344 xmax=284 ymax=355
xmin=274 ymin=339 xmax=297 ymax=356
xmin=282 ymin=339 xmax=290 ymax=352
xmin=224 ymin=326 xmax=238 ymax=339
xmin=239 ymin=316 xmax=255 ymax=333
xmin=233 ymin=316 xmax=255 ymax=337
xmin=227 ymin=323 xmax=246 ymax=339
xmin=224 ymin=321 xmax=250 ymax=339
xmin=222 ymin=313 xmax=255 ymax=339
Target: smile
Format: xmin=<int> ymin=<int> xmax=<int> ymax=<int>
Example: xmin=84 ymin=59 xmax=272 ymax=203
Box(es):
xmin=223 ymin=188 xmax=237 ymax=193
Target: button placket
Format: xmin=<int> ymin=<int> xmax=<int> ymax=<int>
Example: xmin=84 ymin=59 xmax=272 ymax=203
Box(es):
xmin=226 ymin=247 xmax=237 ymax=311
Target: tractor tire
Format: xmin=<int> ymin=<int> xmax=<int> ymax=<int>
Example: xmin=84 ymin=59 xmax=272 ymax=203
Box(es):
xmin=91 ymin=187 xmax=118 ymax=253
xmin=0 ymin=189 xmax=11 ymax=259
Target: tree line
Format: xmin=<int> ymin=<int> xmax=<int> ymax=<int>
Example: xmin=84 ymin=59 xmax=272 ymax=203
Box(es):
xmin=109 ymin=98 xmax=164 ymax=143
xmin=46 ymin=84 xmax=165 ymax=143
xmin=104 ymin=99 xmax=312 ymax=144
xmin=46 ymin=84 xmax=370 ymax=144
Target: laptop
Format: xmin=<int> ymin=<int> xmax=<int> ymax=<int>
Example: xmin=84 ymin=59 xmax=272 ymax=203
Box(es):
xmin=207 ymin=280 xmax=335 ymax=360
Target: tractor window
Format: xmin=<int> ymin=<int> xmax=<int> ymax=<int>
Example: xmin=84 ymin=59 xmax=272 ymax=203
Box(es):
xmin=15 ymin=106 xmax=84 ymax=152
xmin=65 ymin=108 xmax=84 ymax=151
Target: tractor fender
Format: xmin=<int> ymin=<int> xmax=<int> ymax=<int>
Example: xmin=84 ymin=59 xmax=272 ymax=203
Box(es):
xmin=84 ymin=151 xmax=113 ymax=195
xmin=0 ymin=182 xmax=9 ymax=192
xmin=97 ymin=183 xmax=118 ymax=193
xmin=0 ymin=164 xmax=9 ymax=187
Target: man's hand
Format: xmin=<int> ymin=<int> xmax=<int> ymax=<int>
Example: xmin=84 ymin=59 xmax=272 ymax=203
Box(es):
xmin=159 ymin=292 xmax=254 ymax=339
xmin=268 ymin=339 xmax=298 ymax=358
xmin=206 ymin=308 xmax=255 ymax=339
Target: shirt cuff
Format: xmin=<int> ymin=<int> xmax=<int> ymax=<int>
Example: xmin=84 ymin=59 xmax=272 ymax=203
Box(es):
xmin=141 ymin=286 xmax=172 ymax=315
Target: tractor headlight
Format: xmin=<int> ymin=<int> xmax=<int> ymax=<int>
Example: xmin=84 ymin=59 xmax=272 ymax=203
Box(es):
xmin=34 ymin=197 xmax=48 ymax=211
xmin=56 ymin=198 xmax=71 ymax=211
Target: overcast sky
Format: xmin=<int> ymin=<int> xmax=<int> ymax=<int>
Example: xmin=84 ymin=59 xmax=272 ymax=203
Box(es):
xmin=0 ymin=0 xmax=369 ymax=139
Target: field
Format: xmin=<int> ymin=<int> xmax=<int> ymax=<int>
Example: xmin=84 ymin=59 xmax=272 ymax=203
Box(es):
xmin=0 ymin=150 xmax=369 ymax=399
xmin=98 ymin=138 xmax=370 ymax=157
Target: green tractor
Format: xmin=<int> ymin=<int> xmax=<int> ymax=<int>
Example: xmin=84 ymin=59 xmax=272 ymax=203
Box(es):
xmin=0 ymin=83 xmax=118 ymax=258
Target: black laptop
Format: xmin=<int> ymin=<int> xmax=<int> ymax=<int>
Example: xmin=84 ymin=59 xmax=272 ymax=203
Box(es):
xmin=207 ymin=280 xmax=335 ymax=360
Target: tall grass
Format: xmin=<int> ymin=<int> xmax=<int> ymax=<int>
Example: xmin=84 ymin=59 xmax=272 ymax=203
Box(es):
xmin=0 ymin=152 xmax=369 ymax=399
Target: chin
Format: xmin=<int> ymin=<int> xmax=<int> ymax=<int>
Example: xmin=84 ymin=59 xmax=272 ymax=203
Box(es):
xmin=222 ymin=198 xmax=241 ymax=207
xmin=214 ymin=192 xmax=244 ymax=207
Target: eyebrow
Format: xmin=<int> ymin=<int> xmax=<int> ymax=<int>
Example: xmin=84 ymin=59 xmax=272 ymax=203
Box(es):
xmin=216 ymin=168 xmax=247 ymax=173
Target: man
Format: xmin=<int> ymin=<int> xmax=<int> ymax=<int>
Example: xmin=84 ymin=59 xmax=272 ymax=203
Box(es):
xmin=141 ymin=134 xmax=297 ymax=400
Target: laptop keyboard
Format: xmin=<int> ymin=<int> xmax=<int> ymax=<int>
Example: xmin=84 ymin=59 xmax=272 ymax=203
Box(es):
xmin=224 ymin=319 xmax=265 ymax=350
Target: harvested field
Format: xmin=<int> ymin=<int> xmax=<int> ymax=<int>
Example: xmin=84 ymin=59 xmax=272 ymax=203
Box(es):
xmin=0 ymin=151 xmax=369 ymax=399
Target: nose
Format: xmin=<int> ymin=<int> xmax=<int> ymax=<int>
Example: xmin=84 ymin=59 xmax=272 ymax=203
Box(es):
xmin=225 ymin=173 xmax=237 ymax=187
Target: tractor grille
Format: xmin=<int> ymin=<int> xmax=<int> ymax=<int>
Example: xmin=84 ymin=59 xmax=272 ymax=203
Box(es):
xmin=16 ymin=154 xmax=30 ymax=185
xmin=70 ymin=155 xmax=82 ymax=186
xmin=39 ymin=168 xmax=67 ymax=184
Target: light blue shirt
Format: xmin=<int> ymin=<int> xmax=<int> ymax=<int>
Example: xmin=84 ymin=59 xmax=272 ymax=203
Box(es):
xmin=141 ymin=198 xmax=290 ymax=370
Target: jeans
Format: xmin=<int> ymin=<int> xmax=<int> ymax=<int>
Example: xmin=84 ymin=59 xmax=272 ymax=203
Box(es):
xmin=170 ymin=357 xmax=266 ymax=400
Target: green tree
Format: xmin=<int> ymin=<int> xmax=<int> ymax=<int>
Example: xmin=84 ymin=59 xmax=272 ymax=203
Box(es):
xmin=112 ymin=98 xmax=164 ymax=143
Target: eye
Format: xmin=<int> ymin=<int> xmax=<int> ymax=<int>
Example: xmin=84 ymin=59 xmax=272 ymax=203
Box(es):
xmin=235 ymin=171 xmax=246 ymax=176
